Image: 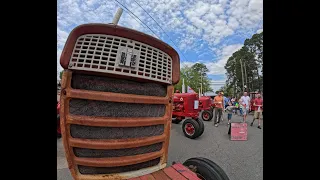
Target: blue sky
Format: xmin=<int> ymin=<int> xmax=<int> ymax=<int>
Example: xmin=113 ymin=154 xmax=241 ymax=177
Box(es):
xmin=57 ymin=0 xmax=262 ymax=90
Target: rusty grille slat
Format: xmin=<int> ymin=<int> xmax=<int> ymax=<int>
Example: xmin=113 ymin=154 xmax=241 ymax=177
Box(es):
xmin=78 ymin=158 xmax=161 ymax=175
xmin=73 ymin=143 xmax=162 ymax=158
xmin=69 ymin=135 xmax=166 ymax=149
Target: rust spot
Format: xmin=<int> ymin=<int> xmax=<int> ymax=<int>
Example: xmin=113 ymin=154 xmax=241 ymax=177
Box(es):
xmin=62 ymin=89 xmax=67 ymax=96
xmin=101 ymin=174 xmax=123 ymax=179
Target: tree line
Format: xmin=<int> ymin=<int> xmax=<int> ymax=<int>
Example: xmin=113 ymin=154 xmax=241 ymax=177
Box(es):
xmin=221 ymin=32 xmax=263 ymax=97
xmin=174 ymin=63 xmax=212 ymax=93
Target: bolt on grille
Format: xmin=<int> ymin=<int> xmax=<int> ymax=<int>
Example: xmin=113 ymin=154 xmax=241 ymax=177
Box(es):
xmin=68 ymin=34 xmax=173 ymax=84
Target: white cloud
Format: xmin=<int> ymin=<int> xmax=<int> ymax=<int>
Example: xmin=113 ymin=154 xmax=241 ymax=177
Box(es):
xmin=57 ymin=0 xmax=262 ymax=80
xmin=205 ymin=44 xmax=243 ymax=76
xmin=57 ymin=27 xmax=68 ymax=48
xmin=180 ymin=43 xmax=242 ymax=82
xmin=226 ymin=0 xmax=263 ymax=29
xmin=57 ymin=49 xmax=63 ymax=80
xmin=256 ymin=28 xmax=263 ymax=33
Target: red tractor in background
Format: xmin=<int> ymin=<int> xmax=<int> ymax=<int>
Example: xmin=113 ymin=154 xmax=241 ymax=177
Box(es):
xmin=172 ymin=93 xmax=204 ymax=139
xmin=199 ymin=96 xmax=214 ymax=121
xmin=57 ymin=101 xmax=61 ymax=138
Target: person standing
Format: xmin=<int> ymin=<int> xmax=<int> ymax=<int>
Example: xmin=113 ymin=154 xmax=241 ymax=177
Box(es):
xmin=250 ymin=93 xmax=263 ymax=129
xmin=231 ymin=97 xmax=235 ymax=106
xmin=238 ymin=98 xmax=243 ymax=116
xmin=240 ymin=91 xmax=251 ymax=123
xmin=221 ymin=95 xmax=229 ymax=122
xmin=226 ymin=101 xmax=236 ymax=125
xmin=226 ymin=101 xmax=237 ymax=135
xmin=213 ymin=91 xmax=224 ymax=127
xmin=224 ymin=96 xmax=230 ymax=109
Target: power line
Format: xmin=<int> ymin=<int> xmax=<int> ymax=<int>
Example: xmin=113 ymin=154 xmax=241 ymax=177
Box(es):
xmin=123 ymin=9 xmax=158 ymax=38
xmin=132 ymin=0 xmax=190 ymax=62
xmin=113 ymin=0 xmax=159 ymax=38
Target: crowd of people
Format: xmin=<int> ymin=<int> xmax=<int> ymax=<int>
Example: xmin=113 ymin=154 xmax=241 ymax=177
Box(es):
xmin=212 ymin=91 xmax=263 ymax=129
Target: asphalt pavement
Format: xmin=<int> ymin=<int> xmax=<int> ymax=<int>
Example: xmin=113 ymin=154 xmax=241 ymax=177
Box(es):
xmin=57 ymin=112 xmax=263 ymax=180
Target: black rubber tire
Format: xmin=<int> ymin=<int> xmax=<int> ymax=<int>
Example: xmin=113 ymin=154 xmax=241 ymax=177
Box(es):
xmin=183 ymin=157 xmax=230 ymax=180
xmin=194 ymin=118 xmax=205 ymax=137
xmin=197 ymin=157 xmax=230 ymax=180
xmin=172 ymin=118 xmax=182 ymax=124
xmin=182 ymin=119 xmax=201 ymax=139
xmin=201 ymin=110 xmax=213 ymax=121
xmin=57 ymin=115 xmax=62 ymax=139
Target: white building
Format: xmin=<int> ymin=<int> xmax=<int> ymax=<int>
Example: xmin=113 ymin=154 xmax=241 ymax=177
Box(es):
xmin=203 ymin=80 xmax=226 ymax=96
xmin=210 ymin=80 xmax=225 ymax=92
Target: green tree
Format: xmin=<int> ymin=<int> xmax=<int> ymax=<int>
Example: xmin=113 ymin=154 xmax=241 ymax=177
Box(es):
xmin=175 ymin=63 xmax=213 ymax=93
xmin=224 ymin=32 xmax=263 ymax=94
xmin=244 ymin=32 xmax=263 ymax=92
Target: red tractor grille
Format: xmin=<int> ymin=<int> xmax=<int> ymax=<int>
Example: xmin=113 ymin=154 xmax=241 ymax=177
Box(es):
xmin=59 ymin=24 xmax=180 ymax=179
xmin=60 ymin=70 xmax=173 ymax=179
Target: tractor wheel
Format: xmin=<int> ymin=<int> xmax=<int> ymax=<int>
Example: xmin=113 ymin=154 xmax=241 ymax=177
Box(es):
xmin=201 ymin=110 xmax=213 ymax=121
xmin=183 ymin=157 xmax=230 ymax=180
xmin=172 ymin=118 xmax=182 ymax=124
xmin=57 ymin=115 xmax=62 ymax=139
xmin=182 ymin=119 xmax=201 ymax=139
xmin=194 ymin=118 xmax=204 ymax=137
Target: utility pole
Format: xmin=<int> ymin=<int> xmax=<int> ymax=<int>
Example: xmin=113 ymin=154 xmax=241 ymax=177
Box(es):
xmin=200 ymin=73 xmax=203 ymax=96
xmin=182 ymin=78 xmax=185 ymax=93
xmin=240 ymin=58 xmax=245 ymax=93
xmin=244 ymin=61 xmax=248 ymax=92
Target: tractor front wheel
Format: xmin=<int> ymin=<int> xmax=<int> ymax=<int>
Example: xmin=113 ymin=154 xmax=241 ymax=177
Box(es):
xmin=182 ymin=119 xmax=201 ymax=139
xmin=201 ymin=110 xmax=213 ymax=121
xmin=194 ymin=118 xmax=204 ymax=137
xmin=183 ymin=157 xmax=230 ymax=180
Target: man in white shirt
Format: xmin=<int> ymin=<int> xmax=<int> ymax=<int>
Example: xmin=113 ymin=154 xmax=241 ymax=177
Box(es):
xmin=240 ymin=91 xmax=251 ymax=123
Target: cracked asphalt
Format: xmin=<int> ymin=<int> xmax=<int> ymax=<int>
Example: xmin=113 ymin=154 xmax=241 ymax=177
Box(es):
xmin=57 ymin=112 xmax=263 ymax=180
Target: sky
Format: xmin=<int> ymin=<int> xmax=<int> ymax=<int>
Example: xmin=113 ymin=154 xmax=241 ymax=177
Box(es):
xmin=57 ymin=0 xmax=263 ymax=91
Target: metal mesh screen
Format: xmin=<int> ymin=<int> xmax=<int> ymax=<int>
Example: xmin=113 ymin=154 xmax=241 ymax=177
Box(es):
xmin=71 ymin=73 xmax=167 ymax=97
xmin=68 ymin=34 xmax=172 ymax=84
xmin=70 ymin=124 xmax=164 ymax=139
xmin=69 ymin=99 xmax=166 ymax=117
